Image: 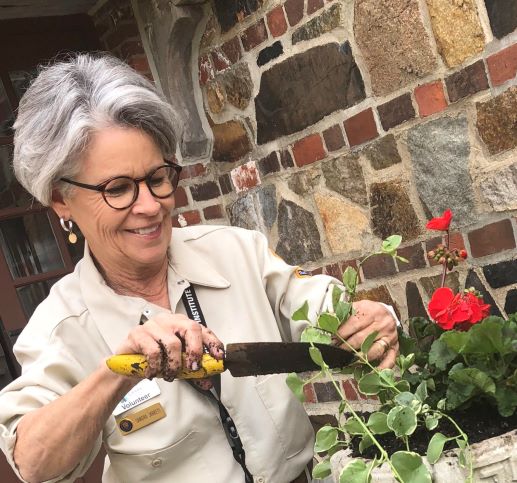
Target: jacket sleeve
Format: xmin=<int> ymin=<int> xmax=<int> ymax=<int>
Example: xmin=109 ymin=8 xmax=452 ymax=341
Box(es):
xmin=0 ymin=316 xmax=103 ymax=482
xmin=253 ymin=230 xmax=339 ymax=342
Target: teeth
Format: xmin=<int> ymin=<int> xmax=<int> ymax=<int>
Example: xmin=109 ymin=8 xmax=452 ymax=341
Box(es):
xmin=132 ymin=225 xmax=159 ymax=235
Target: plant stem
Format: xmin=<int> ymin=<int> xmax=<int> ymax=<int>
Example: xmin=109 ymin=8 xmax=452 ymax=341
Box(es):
xmin=440 ymin=230 xmax=450 ymax=288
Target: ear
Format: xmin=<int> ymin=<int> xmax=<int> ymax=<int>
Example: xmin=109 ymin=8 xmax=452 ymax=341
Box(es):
xmin=50 ymin=188 xmax=72 ymax=220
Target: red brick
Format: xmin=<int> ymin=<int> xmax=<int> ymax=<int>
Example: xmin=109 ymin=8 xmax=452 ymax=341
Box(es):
xmin=221 ymin=37 xmax=242 ymax=65
xmin=198 ymin=54 xmax=214 ymax=85
xmin=172 ymin=210 xmax=201 ymax=227
xmin=292 ymin=134 xmax=326 ymax=167
xmin=284 ymin=0 xmax=304 ymax=26
xmin=324 ymin=263 xmax=342 ymax=280
xmin=267 ymin=6 xmax=288 ymax=38
xmin=241 ymin=19 xmax=268 ymax=51
xmin=174 ymin=186 xmax=188 ymax=208
xmin=303 ymin=383 xmax=317 ymax=403
xmin=342 ymin=379 xmax=359 ymax=400
xmin=203 ymin=204 xmax=224 ymax=220
xmin=468 ymin=219 xmax=516 ymax=258
xmin=377 ymin=93 xmax=416 ymax=131
xmin=397 ymin=243 xmax=426 ymax=272
xmin=313 ymin=382 xmax=340 ymax=402
xmin=445 ymin=60 xmax=489 ymax=103
xmin=312 ymin=267 xmax=324 ymax=275
xmin=231 ymin=161 xmax=261 ymax=193
xmin=279 ymin=149 xmax=294 ymax=169
xmin=104 ymin=21 xmax=140 ymax=50
xmin=307 ymin=0 xmax=325 ymax=14
xmin=350 ymin=378 xmax=368 ymax=400
xmin=219 ymin=173 xmax=234 ymax=195
xmin=323 ymin=124 xmax=346 ymax=152
xmin=210 ymin=48 xmax=231 ymax=72
xmin=414 ymin=81 xmax=447 ymax=117
xmin=190 ymin=181 xmax=221 ymax=201
xmin=257 ymin=152 xmax=281 ymax=176
xmin=448 ymin=232 xmax=466 ymax=252
xmin=179 ymin=163 xmax=207 ymax=180
xmin=343 ymin=108 xmax=379 ymax=147
xmin=487 ymin=43 xmax=517 ymax=87
xmin=127 ymin=55 xmax=149 ymax=74
xmin=361 ymin=256 xmax=397 ymax=279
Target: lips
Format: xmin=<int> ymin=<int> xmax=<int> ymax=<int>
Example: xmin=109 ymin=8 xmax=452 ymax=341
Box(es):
xmin=128 ymin=223 xmax=161 ymax=235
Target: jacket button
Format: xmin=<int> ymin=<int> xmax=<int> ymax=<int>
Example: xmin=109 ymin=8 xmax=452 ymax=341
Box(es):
xmin=257 ymin=477 xmax=265 ymax=483
xmin=151 ymin=458 xmax=162 ymax=468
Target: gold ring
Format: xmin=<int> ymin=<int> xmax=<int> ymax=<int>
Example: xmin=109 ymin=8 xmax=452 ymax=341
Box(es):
xmin=376 ymin=338 xmax=390 ymax=354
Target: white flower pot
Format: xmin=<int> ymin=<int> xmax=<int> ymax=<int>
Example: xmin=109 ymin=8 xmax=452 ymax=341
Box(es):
xmin=330 ymin=429 xmax=517 ymax=482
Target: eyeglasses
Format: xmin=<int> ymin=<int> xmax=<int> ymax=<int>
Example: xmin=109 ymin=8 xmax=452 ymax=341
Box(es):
xmin=60 ymin=162 xmax=182 ymax=210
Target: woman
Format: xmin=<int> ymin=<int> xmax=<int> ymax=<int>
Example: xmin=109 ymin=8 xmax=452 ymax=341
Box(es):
xmin=0 ymin=54 xmax=398 ymax=483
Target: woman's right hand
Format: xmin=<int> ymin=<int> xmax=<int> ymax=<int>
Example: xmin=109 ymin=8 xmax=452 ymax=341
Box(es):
xmin=114 ymin=313 xmax=224 ymax=381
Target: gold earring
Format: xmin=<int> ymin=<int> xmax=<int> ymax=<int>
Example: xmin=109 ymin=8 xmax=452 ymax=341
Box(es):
xmin=60 ymin=217 xmax=77 ymax=244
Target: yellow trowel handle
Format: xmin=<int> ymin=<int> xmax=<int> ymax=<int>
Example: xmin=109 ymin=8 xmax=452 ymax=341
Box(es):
xmin=106 ymin=352 xmax=225 ymax=379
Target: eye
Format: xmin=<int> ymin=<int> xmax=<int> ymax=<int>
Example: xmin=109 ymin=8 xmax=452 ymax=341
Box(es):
xmin=105 ymin=178 xmax=133 ymax=197
xmin=149 ymin=174 xmax=166 ymax=187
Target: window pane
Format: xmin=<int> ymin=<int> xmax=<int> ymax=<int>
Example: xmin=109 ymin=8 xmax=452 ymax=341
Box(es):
xmin=16 ymin=277 xmax=59 ymax=319
xmin=0 ymin=212 xmax=64 ymax=279
xmin=0 ymin=79 xmax=14 ymax=136
xmin=0 ymin=145 xmax=33 ymax=209
xmin=9 ymin=69 xmax=36 ymax=102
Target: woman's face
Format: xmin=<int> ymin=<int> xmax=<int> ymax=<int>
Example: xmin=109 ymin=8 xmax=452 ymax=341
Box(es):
xmin=52 ymin=126 xmax=175 ymax=274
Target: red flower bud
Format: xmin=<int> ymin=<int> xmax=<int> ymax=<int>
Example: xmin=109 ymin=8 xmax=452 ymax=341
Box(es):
xmin=459 ymin=249 xmax=467 ymax=259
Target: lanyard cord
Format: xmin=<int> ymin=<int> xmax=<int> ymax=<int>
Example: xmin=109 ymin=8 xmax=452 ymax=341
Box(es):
xmin=181 ymin=286 xmax=254 ymax=483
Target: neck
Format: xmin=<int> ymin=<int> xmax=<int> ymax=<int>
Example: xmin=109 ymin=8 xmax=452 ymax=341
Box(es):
xmin=92 ymin=253 xmax=170 ymax=309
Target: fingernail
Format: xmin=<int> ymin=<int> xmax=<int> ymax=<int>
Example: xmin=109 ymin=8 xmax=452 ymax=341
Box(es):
xmin=191 ymin=361 xmax=199 ymax=371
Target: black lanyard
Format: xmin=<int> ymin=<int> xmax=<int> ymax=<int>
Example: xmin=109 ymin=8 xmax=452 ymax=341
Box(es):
xmin=181 ymin=286 xmax=253 ymax=483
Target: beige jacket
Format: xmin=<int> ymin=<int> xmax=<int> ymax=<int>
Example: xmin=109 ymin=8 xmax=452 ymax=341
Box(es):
xmin=0 ymin=225 xmax=339 ymax=483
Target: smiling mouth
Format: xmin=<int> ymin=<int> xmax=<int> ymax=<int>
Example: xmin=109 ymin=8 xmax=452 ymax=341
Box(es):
xmin=128 ymin=223 xmax=161 ymax=235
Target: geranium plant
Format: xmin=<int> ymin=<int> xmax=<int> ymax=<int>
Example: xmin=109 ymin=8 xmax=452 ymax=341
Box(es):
xmin=288 ymin=210 xmax=517 ymax=483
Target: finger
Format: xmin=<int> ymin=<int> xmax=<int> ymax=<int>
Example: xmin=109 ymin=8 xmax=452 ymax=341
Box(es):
xmin=378 ymin=344 xmax=399 ymax=369
xmin=169 ymin=319 xmax=203 ymax=371
xmin=366 ymin=339 xmax=390 ymax=362
xmin=345 ymin=324 xmax=398 ymax=352
xmin=142 ymin=320 xmax=183 ymax=380
xmin=126 ymin=327 xmax=166 ymax=379
xmin=201 ymin=326 xmax=225 ymax=360
xmin=336 ymin=312 xmax=370 ymax=341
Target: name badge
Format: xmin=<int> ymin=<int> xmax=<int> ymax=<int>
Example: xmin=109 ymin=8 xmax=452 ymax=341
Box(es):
xmin=116 ymin=402 xmax=166 ymax=435
xmin=113 ymin=379 xmax=161 ymax=416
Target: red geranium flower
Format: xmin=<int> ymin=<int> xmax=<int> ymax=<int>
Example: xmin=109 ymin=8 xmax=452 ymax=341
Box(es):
xmin=426 ymin=209 xmax=453 ymax=231
xmin=428 ymin=287 xmax=490 ymax=330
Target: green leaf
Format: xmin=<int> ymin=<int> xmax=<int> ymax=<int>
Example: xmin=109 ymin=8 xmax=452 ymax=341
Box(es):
xmin=495 ymin=384 xmax=517 ymax=417
xmin=343 ymin=266 xmax=358 ymax=295
xmin=429 ymin=339 xmax=458 ymax=371
xmin=390 ymin=451 xmax=431 ymax=483
xmin=437 ymin=398 xmax=446 ymax=410
xmin=395 ymin=392 xmax=419 ymax=407
xmin=396 ymin=380 xmax=411 ymax=392
xmin=398 ymin=353 xmax=416 ymax=372
xmin=415 ymin=381 xmax=428 ymax=402
xmin=381 ymin=235 xmax=402 ymax=255
xmin=396 ymin=255 xmax=409 ymax=264
xmin=336 ymin=301 xmax=352 ymax=323
xmin=361 ymin=331 xmax=379 ymax=356
xmin=312 ymin=459 xmax=332 ymax=479
xmin=379 ymin=368 xmax=396 ymax=387
xmin=300 ymin=327 xmax=332 ymax=345
xmin=440 ymin=331 xmax=468 ymax=353
xmin=339 ymin=459 xmax=371 ymax=483
xmin=450 ymin=368 xmax=496 ymax=395
xmin=344 ymin=417 xmax=366 ymax=436
xmin=462 ymin=319 xmax=505 ymax=354
xmin=359 ymin=372 xmax=382 ymax=395
xmin=286 ymin=373 xmax=306 ymax=402
xmin=387 ymin=406 xmax=417 ymax=437
xmin=292 ymin=301 xmax=310 ymax=321
xmin=318 ymin=313 xmax=340 ymax=334
xmin=359 ymin=434 xmax=374 ymax=453
xmin=332 ymin=285 xmax=343 ymax=311
xmin=309 ymin=346 xmax=327 ymax=369
xmin=425 ymin=415 xmax=439 ymax=431
xmin=367 ymin=412 xmax=390 ymax=434
xmin=426 ymin=432 xmax=449 ymax=464
xmin=314 ymin=425 xmax=339 ymax=453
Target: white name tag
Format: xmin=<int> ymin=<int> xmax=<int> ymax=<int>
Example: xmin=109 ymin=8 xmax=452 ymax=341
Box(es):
xmin=113 ymin=379 xmax=161 ymax=417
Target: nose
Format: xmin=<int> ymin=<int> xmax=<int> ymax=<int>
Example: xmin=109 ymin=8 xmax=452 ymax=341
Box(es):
xmin=131 ymin=181 xmax=161 ymax=216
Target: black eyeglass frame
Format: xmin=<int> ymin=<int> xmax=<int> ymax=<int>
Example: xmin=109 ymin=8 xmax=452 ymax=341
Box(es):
xmin=60 ymin=161 xmax=183 ymax=210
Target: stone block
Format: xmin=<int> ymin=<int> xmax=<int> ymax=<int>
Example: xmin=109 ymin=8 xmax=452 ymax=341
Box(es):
xmin=228 ymin=185 xmax=277 ymax=234
xmin=203 ymin=204 xmax=224 ymax=220
xmin=323 ymin=124 xmax=346 ymax=152
xmin=256 ymin=43 xmax=365 ymax=144
xmin=465 ymin=269 xmax=502 ymax=317
xmin=362 ymin=134 xmax=402 ymax=170
xmin=485 ymin=0 xmax=517 ymax=39
xmin=314 ymin=192 xmax=369 ymax=254
xmin=287 ymin=169 xmax=321 ymax=196
xmin=241 ymin=19 xmax=268 ymax=51
xmin=292 ymin=134 xmax=326 ymax=167
xmin=257 ymin=152 xmax=281 ymax=177
xmin=279 ymin=149 xmax=294 ymax=169
xmin=406 ymin=281 xmax=428 ymax=319
xmin=420 ymin=272 xmax=460 ymax=298
xmin=206 ymin=81 xmax=225 ymax=114
xmin=397 ymin=243 xmax=426 ymax=272
xmin=258 ymin=185 xmax=278 ymax=230
xmin=313 ymin=382 xmax=340 ymax=402
xmin=257 ymin=41 xmax=283 ymax=66
xmin=212 ymin=119 xmax=252 ymax=162
xmin=284 ymin=0 xmax=304 ymax=26
xmin=174 ymin=186 xmax=188 ymax=208
xmin=343 ymin=108 xmax=378 ymax=147
xmin=468 ymin=219 xmax=516 ymax=258
xmin=481 ymin=163 xmax=517 ymax=212
xmin=180 ymin=163 xmax=207 ymax=180
xmin=211 ymin=48 xmax=231 ymax=72
xmin=486 ymin=43 xmax=517 ymax=86
xmin=321 ymin=155 xmax=367 ymax=206
xmin=378 ymin=93 xmax=416 ymax=131
xmin=292 ymin=3 xmax=342 ymax=45
xmin=324 ymin=263 xmax=342 ymax=280
xmin=407 ymin=115 xmax=476 ymax=224
xmin=199 ymin=54 xmax=214 ymax=85
xmin=231 ymin=161 xmax=261 ymax=193
xmin=190 ymin=181 xmax=221 ymax=201
xmin=219 ymin=63 xmax=253 ymax=110
xmin=308 ymin=0 xmax=325 ymax=15
xmin=354 ymin=0 xmax=437 ymax=96
xmin=267 ymin=6 xmax=288 ymax=38
xmin=361 ymin=256 xmax=397 ymax=279
xmin=483 ymin=260 xmax=517 ymax=289
xmin=218 ymin=173 xmax=234 ymax=195
xmin=505 ymin=289 xmax=517 ymax=315
xmin=221 ymin=37 xmax=242 ymax=65
xmin=476 ymin=87 xmax=517 ymax=155
xmin=370 ymin=182 xmax=421 ymax=241
xmin=414 ymin=81 xmax=447 ymax=118
xmin=276 ymin=200 xmax=323 ymax=264
xmin=425 ymin=0 xmax=485 ymax=68
xmin=214 ymin=0 xmax=262 ymax=33
xmin=445 ymin=60 xmax=488 ymax=103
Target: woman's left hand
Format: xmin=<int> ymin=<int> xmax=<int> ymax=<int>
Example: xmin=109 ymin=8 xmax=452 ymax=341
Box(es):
xmin=335 ymin=300 xmax=399 ymax=369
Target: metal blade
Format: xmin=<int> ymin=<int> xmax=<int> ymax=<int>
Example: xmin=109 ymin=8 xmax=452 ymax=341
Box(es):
xmin=224 ymin=342 xmax=354 ymax=377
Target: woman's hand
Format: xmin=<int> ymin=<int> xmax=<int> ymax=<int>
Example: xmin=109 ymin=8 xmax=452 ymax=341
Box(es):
xmin=335 ymin=300 xmax=399 ymax=369
xmin=115 ymin=313 xmax=224 ymax=381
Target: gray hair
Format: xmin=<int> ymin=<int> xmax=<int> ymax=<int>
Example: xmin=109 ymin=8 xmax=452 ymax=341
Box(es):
xmin=13 ymin=53 xmax=178 ymax=206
